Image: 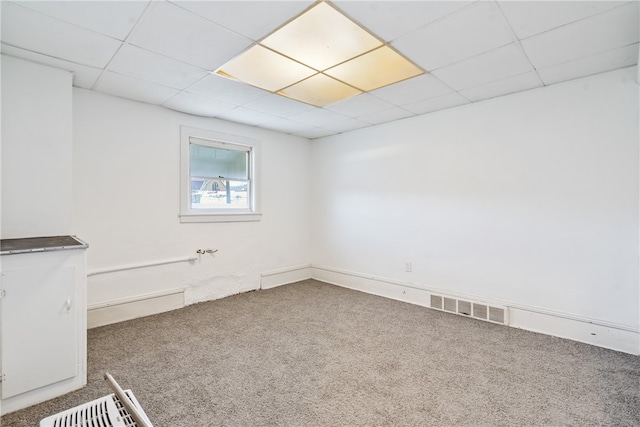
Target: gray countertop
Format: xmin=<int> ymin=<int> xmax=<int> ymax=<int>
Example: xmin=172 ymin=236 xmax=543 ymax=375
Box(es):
xmin=0 ymin=235 xmax=88 ymax=255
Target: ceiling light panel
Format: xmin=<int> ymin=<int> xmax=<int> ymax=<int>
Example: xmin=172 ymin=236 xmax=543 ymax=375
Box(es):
xmin=261 ymin=2 xmax=382 ymax=71
xmin=216 ymin=45 xmax=316 ymax=92
xmin=279 ymin=74 xmax=361 ymax=107
xmin=215 ymin=1 xmax=424 ymax=107
xmin=326 ymin=46 xmax=424 ymax=91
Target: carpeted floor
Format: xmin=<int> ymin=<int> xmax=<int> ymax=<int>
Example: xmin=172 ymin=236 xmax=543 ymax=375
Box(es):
xmin=2 ymin=279 xmax=639 ymax=426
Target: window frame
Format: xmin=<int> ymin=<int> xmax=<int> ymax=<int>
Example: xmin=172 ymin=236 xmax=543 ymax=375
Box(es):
xmin=180 ymin=126 xmax=261 ymax=223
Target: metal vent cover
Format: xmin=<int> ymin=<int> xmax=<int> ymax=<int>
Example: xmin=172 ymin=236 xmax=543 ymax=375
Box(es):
xmin=429 ymin=293 xmax=506 ymax=325
xmin=443 ymin=297 xmax=456 ymax=312
xmin=473 ymin=303 xmax=488 ymax=320
xmin=457 ymin=300 xmax=472 ymax=316
xmin=489 ymin=306 xmax=505 ymax=323
xmin=430 ymin=295 xmax=443 ymax=310
xmin=40 ymin=390 xmax=152 ymax=427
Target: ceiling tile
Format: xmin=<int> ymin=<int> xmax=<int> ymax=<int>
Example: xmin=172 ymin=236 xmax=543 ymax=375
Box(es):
xmin=498 ymin=1 xmax=628 ymax=39
xmin=431 ymin=44 xmax=533 ymax=91
xmin=170 ymin=1 xmax=314 ymax=41
xmin=259 ymin=117 xmax=314 ymax=134
xmin=370 ymin=74 xmax=452 ymax=106
xmin=403 ymin=92 xmax=470 ymax=115
xmin=333 ymin=0 xmax=472 ymax=42
xmin=537 ymin=43 xmax=639 ymax=86
xmin=3 ymin=0 xmax=637 ymax=134
xmin=216 ymin=106 xmax=281 ymax=127
xmin=14 ymin=0 xmax=149 ymax=40
xmin=323 ymin=117 xmax=371 ymax=133
xmin=357 ymin=107 xmax=415 ymax=125
xmin=325 ymin=93 xmax=396 ymax=118
xmin=292 ymin=127 xmax=338 ymax=139
xmin=1 ymin=2 xmax=122 ymax=68
xmin=288 ymin=108 xmax=352 ymax=127
xmin=94 ymin=71 xmax=179 ymax=104
xmin=185 ymin=74 xmax=268 ymax=105
xmin=127 ymin=1 xmax=252 ymax=70
xmin=162 ymin=92 xmax=236 ymax=117
xmin=392 ymin=1 xmax=513 ymax=71
xmin=108 ymin=44 xmax=209 ymax=89
xmin=459 ymin=71 xmax=542 ymax=102
xmin=242 ymin=94 xmax=314 ymax=118
xmin=521 ymin=2 xmax=639 ymax=69
xmin=0 ymin=44 xmax=102 ymax=88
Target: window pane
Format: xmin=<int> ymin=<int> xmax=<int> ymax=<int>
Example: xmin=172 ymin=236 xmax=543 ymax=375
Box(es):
xmin=191 ymin=178 xmax=249 ymax=209
xmin=190 ymin=144 xmax=248 ymax=180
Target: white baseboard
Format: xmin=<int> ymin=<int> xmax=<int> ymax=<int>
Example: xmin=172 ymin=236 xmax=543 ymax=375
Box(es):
xmin=311 ymin=264 xmax=431 ymax=307
xmin=311 ymin=265 xmax=640 ymax=355
xmin=260 ymin=264 xmax=312 ymax=290
xmin=509 ymin=306 xmax=639 ymax=355
xmin=86 ymin=263 xmax=312 ymax=329
xmin=87 ymin=289 xmax=185 ymax=329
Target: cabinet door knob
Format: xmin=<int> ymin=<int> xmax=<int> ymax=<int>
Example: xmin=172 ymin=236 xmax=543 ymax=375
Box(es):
xmin=65 ymin=298 xmax=72 ymax=312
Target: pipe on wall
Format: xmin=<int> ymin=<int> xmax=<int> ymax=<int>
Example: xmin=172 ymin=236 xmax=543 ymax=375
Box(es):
xmin=87 ymin=256 xmax=198 ymax=276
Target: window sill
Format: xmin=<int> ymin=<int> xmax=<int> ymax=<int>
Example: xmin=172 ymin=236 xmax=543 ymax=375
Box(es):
xmin=179 ymin=212 xmax=262 ymax=223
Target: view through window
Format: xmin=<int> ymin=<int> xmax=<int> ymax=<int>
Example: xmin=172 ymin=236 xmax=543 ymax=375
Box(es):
xmin=189 ymin=142 xmax=250 ymax=210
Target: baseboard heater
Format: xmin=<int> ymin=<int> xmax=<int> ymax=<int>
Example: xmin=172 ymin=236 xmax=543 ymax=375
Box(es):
xmin=40 ymin=373 xmax=153 ymax=427
xmin=429 ymin=293 xmax=507 ymax=325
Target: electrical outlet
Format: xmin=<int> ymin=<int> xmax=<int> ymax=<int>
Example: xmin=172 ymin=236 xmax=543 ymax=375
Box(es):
xmin=404 ymin=261 xmax=412 ymax=272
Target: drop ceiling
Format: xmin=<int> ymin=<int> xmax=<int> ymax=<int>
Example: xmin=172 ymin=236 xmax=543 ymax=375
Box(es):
xmin=1 ymin=1 xmax=638 ymax=139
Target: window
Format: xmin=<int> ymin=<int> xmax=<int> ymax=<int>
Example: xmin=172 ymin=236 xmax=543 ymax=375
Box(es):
xmin=180 ymin=127 xmax=261 ymax=223
xmin=189 ymin=143 xmax=249 ymax=209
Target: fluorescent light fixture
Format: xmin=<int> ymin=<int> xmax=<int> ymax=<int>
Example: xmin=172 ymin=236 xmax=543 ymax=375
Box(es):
xmin=279 ymin=74 xmax=362 ymax=107
xmin=325 ymin=46 xmax=424 ymax=92
xmin=216 ymin=45 xmax=316 ymax=92
xmin=215 ymin=1 xmax=424 ymax=107
xmin=261 ymin=2 xmax=382 ymax=71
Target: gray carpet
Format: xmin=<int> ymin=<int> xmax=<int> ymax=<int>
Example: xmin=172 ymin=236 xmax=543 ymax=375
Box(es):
xmin=2 ymin=279 xmax=639 ymax=426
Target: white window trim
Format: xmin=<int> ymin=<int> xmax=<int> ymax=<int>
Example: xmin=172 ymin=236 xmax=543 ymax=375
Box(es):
xmin=180 ymin=126 xmax=261 ymax=223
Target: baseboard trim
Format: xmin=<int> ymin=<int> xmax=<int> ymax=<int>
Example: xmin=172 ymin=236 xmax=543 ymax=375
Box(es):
xmin=509 ymin=306 xmax=639 ymax=355
xmin=311 ymin=264 xmax=432 ymax=307
xmin=260 ymin=264 xmax=312 ymax=290
xmin=311 ymin=265 xmax=640 ymax=355
xmin=87 ymin=289 xmax=185 ymax=328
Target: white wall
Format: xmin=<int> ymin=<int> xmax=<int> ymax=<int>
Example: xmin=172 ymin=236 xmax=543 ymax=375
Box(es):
xmin=311 ymin=67 xmax=639 ymax=333
xmin=3 ymin=54 xmax=637 ymax=352
xmin=1 ymin=55 xmax=73 ymax=238
xmin=72 ymin=89 xmax=311 ymax=309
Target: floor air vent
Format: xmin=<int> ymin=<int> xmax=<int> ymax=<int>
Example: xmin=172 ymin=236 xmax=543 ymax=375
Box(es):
xmin=40 ymin=374 xmax=153 ymax=427
xmin=430 ymin=293 xmax=506 ymax=325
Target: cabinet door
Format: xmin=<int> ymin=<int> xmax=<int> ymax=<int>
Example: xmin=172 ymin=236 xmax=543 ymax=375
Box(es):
xmin=1 ymin=266 xmax=77 ymax=399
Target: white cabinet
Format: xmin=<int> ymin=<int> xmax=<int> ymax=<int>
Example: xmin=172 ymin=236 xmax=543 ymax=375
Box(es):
xmin=2 ymin=266 xmax=78 ymax=398
xmin=0 ymin=236 xmax=88 ymax=415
